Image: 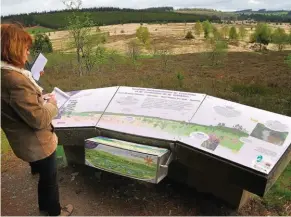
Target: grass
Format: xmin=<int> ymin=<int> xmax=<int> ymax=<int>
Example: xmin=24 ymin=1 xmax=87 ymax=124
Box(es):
xmin=232 ymin=84 xmax=271 ymax=96
xmin=263 ymin=163 xmax=291 ymax=215
xmin=1 ymin=129 xmax=10 ymax=154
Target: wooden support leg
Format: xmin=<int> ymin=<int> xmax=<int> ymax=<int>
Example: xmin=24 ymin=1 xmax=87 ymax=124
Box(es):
xmin=168 ymin=161 xmax=252 ymax=209
xmin=63 ymin=146 xmax=85 ymax=165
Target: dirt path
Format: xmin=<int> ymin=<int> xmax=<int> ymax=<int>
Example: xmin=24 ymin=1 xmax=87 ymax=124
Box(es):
xmin=1 ymin=152 xmax=278 ymax=216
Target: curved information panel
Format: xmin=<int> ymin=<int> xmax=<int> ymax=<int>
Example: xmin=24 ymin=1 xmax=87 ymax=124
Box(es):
xmin=53 ymin=86 xmax=291 ymax=176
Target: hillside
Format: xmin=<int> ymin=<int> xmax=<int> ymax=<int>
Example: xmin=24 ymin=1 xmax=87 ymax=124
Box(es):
xmin=235 ymin=9 xmax=290 ymax=15
xmin=176 ymin=8 xmax=291 ymax=23
xmin=1 ymin=7 xmax=221 ymax=29
xmin=176 ymin=8 xmax=237 ymax=20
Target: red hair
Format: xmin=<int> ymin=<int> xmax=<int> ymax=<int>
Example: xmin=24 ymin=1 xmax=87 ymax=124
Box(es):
xmin=1 ymin=24 xmax=32 ymax=68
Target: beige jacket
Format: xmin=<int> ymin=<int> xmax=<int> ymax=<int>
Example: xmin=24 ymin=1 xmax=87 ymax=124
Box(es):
xmin=1 ymin=68 xmax=59 ymax=162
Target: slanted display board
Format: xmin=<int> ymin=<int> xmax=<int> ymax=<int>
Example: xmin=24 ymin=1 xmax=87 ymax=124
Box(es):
xmin=85 ymin=136 xmax=171 ymax=183
xmin=96 ymin=86 xmax=206 ymax=141
xmin=52 ymin=87 xmax=119 ymax=128
xmin=177 ymin=96 xmax=291 ymax=175
xmin=53 ymin=85 xmax=291 ymax=179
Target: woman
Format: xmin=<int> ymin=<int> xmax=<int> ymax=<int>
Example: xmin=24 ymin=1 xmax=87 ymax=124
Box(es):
xmin=25 ymin=54 xmax=45 ymax=175
xmin=1 ymin=24 xmax=73 ymax=216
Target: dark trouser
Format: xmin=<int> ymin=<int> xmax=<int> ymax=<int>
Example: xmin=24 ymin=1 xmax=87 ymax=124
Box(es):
xmin=30 ymin=151 xmax=61 ymax=216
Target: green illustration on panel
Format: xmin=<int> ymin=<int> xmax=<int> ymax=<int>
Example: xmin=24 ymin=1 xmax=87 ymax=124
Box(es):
xmin=85 ymin=146 xmax=157 ymax=181
xmin=62 ymin=111 xmax=102 ymax=117
xmin=165 ymin=122 xmax=249 ymax=151
xmin=101 ymin=114 xmax=250 ymax=152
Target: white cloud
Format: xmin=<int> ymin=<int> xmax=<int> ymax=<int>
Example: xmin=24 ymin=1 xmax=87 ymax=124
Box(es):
xmin=248 ymin=0 xmax=261 ymax=4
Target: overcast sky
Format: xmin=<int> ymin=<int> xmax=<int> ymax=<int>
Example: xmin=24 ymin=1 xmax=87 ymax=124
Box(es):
xmin=1 ymin=0 xmax=291 ymax=16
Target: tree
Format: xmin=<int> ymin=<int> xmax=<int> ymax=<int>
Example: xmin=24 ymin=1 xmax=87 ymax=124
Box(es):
xmin=185 ymin=31 xmax=194 ymax=40
xmin=206 ymin=38 xmax=228 ymax=66
xmin=136 ymin=26 xmax=150 ymax=45
xmin=271 ymin=27 xmax=289 ymax=51
xmin=239 ymin=26 xmax=247 ymax=40
xmin=31 ymin=33 xmax=53 ymax=54
xmin=194 ymin=21 xmax=203 ymax=36
xmin=81 ymin=33 xmax=107 ymax=72
xmin=202 ymin=20 xmax=212 ymax=39
xmin=221 ymin=25 xmax=229 ymax=39
xmin=155 ymin=44 xmax=171 ymax=71
xmin=213 ymin=26 xmax=223 ymax=40
xmin=250 ymin=23 xmax=272 ymax=50
xmin=63 ymin=0 xmax=108 ymax=75
xmin=63 ymin=0 xmax=95 ymax=75
xmin=127 ymin=39 xmax=141 ymax=65
xmin=229 ymin=26 xmax=238 ymax=41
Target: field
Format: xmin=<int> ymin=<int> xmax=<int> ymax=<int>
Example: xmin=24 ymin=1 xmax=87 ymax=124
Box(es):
xmin=25 ymin=26 xmax=53 ymax=34
xmin=44 ymin=23 xmax=291 ymax=55
xmin=2 ymin=20 xmax=291 ymax=215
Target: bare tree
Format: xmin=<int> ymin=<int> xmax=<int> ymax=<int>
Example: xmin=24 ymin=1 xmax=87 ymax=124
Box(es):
xmin=62 ymin=0 xmax=94 ymax=75
xmin=127 ymin=39 xmax=141 ymax=66
xmin=156 ymin=45 xmax=171 ymax=71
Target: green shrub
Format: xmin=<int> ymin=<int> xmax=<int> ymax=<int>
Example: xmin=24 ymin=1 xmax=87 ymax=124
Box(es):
xmin=185 ymin=31 xmax=194 ymax=40
xmin=31 ymin=33 xmax=53 ymax=54
xmin=250 ymin=23 xmax=272 ymax=50
xmin=271 ymin=28 xmax=289 ymax=51
xmin=136 ymin=26 xmax=150 ymax=44
xmin=229 ymin=26 xmax=238 ymax=41
xmin=176 ymin=72 xmax=184 ymax=88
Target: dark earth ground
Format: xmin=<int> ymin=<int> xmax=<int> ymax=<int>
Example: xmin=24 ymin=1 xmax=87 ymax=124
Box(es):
xmin=2 ymin=151 xmax=289 ymax=216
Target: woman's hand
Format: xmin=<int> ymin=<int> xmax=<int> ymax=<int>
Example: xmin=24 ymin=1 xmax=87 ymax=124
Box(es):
xmin=43 ymin=93 xmax=57 ymax=105
xmin=47 ymin=94 xmax=57 ymax=105
xmin=40 ymin=71 xmax=45 ymax=76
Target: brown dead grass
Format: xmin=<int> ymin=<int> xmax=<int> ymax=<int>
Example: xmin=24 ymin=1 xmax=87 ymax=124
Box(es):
xmin=48 ymin=23 xmax=291 ymax=55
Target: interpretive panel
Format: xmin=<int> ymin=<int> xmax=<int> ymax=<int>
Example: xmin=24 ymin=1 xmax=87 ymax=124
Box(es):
xmin=53 ymin=87 xmax=119 ymax=128
xmin=85 ymin=136 xmax=170 ymax=183
xmin=177 ymin=96 xmax=291 ymax=174
xmin=97 ymin=86 xmax=206 ymax=140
